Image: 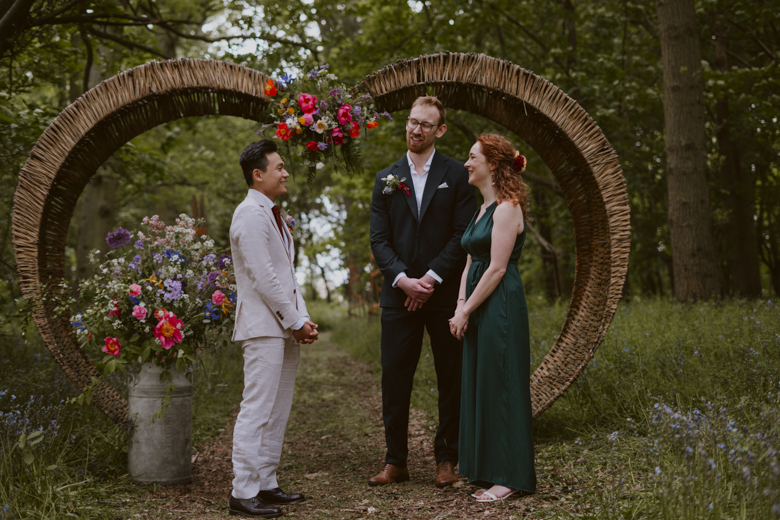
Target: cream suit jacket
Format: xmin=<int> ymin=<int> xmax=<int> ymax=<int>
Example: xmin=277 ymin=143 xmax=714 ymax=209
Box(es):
xmin=230 ymin=190 xmax=307 ymax=342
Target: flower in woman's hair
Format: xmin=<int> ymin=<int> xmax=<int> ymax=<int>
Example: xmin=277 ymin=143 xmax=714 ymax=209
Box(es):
xmin=212 ymin=290 xmax=226 ymax=305
xmin=103 ymin=337 xmax=121 ymax=356
xmin=331 ymin=127 xmax=345 ymax=145
xmin=265 ymin=79 xmax=277 ymax=97
xmin=106 ymin=227 xmax=131 ymax=249
xmin=153 ymin=311 xmax=183 ymax=350
xmin=154 ymin=308 xmax=168 ymax=321
xmin=317 ymin=142 xmax=328 ymax=151
xmin=276 ymin=122 xmax=292 ymax=141
xmin=512 ymin=151 xmax=527 ymax=173
xmin=312 ymin=120 xmax=328 ymax=134
xmin=306 ymin=141 xmax=319 ymax=152
xmin=337 ymin=105 xmax=352 ymax=125
xmin=298 ymin=93 xmax=318 ymax=114
xmin=108 ymin=297 xmax=121 ymax=317
xmin=132 ymin=305 xmax=147 ymax=320
xmin=348 ymin=121 xmax=360 ymax=138
xmin=128 ymin=284 xmax=142 ymax=297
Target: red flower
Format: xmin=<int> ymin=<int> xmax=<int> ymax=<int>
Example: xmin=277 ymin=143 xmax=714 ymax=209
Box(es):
xmin=331 ymin=127 xmax=344 ymax=145
xmin=367 ymin=121 xmax=378 ymax=129
xmin=348 ymin=121 xmax=360 ymax=138
xmin=337 ymin=104 xmax=352 ymax=126
xmin=306 ymin=141 xmax=319 ymax=152
xmin=103 ymin=336 xmax=121 ymax=356
xmin=108 ymin=297 xmax=121 ymax=317
xmin=153 ymin=311 xmax=184 ymax=350
xmin=298 ymin=93 xmax=318 ymax=114
xmin=512 ymin=152 xmax=527 ymax=173
xmin=264 ymin=79 xmax=277 ymax=97
xmin=276 ymin=123 xmax=292 ymax=141
xmin=398 ymin=182 xmax=411 ymax=196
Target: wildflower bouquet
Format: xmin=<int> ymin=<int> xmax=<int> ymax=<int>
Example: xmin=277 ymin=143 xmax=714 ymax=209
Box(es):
xmin=260 ymin=64 xmax=392 ymax=179
xmin=69 ymin=215 xmax=236 ymax=377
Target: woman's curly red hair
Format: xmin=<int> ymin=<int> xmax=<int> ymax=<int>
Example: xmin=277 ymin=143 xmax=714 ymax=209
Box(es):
xmin=477 ymin=134 xmax=531 ymax=220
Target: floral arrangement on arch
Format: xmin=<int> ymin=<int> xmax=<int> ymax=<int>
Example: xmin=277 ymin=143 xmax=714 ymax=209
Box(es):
xmin=68 ymin=215 xmax=236 ymax=378
xmin=259 ymin=64 xmax=392 ymax=179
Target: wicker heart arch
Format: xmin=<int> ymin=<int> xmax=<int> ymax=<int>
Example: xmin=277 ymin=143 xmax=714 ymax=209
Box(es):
xmin=12 ymin=53 xmax=630 ymax=423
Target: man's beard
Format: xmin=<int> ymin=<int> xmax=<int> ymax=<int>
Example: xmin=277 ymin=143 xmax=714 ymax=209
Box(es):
xmin=407 ymin=133 xmax=431 ymax=153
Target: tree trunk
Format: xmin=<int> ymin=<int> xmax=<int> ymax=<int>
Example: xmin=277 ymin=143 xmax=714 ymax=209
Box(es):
xmin=75 ymin=172 xmax=119 ymax=281
xmin=713 ymin=33 xmax=762 ymax=298
xmin=656 ymin=0 xmax=721 ymax=301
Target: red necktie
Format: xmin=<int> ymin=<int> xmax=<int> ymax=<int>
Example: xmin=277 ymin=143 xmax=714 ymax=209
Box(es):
xmin=271 ymin=205 xmax=286 ymax=241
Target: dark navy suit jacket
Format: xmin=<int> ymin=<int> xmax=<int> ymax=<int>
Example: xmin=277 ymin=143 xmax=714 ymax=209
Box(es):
xmin=370 ymin=151 xmax=477 ymax=309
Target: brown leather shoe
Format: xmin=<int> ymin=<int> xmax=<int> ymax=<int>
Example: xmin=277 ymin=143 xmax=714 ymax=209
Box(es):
xmin=435 ymin=461 xmax=458 ymax=487
xmin=368 ymin=464 xmax=410 ymax=486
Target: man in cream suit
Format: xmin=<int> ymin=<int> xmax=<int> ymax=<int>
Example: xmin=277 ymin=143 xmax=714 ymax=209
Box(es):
xmin=229 ymin=140 xmax=318 ymax=518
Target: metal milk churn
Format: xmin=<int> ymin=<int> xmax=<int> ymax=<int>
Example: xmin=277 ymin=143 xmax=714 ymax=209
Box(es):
xmin=128 ymin=362 xmax=193 ymax=484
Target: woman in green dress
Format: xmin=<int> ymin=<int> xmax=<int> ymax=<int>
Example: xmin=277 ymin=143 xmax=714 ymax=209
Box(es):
xmin=448 ymin=134 xmax=536 ymax=502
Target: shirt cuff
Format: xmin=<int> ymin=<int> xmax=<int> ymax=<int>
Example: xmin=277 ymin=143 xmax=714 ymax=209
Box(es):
xmin=392 ymin=272 xmax=407 ymax=288
xmin=291 ymin=316 xmax=308 ymax=331
xmin=426 ymin=269 xmax=442 ymax=284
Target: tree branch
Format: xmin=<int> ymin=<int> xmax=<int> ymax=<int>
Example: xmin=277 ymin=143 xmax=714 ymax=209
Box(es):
xmin=85 ymin=26 xmax=166 ymax=57
xmin=79 ymin=26 xmax=93 ymax=93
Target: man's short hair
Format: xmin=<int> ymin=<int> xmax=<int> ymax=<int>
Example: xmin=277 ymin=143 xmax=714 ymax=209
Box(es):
xmin=240 ymin=140 xmax=278 ymax=187
xmin=412 ymin=96 xmax=446 ymax=126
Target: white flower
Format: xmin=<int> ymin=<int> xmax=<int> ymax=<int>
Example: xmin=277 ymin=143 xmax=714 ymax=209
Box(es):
xmin=316 ymin=162 xmax=324 ymax=170
xmin=313 ymin=120 xmax=328 ymax=134
xmin=112 ymin=320 xmax=123 ymax=328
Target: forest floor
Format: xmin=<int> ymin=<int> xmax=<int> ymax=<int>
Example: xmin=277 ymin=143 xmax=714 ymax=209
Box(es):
xmin=130 ymin=333 xmax=593 ymax=519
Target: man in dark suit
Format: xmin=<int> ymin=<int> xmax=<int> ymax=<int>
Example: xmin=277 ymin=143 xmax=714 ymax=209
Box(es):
xmin=369 ymin=96 xmax=477 ymax=487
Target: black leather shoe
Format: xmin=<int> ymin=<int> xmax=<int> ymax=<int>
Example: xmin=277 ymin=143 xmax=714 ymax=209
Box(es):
xmin=256 ymin=487 xmax=305 ymax=504
xmin=228 ymin=494 xmax=283 ymax=518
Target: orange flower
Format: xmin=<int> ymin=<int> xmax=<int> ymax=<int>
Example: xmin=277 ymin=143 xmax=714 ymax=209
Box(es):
xmin=367 ymin=121 xmax=378 ymax=129
xmin=264 ymin=79 xmax=277 ymax=97
xmin=287 ymin=107 xmax=295 ymax=115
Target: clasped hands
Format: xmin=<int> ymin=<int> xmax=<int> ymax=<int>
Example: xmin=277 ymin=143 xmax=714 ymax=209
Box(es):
xmin=448 ymin=301 xmax=468 ymax=340
xmin=292 ymin=320 xmax=319 ymax=344
xmin=397 ymin=274 xmax=437 ymax=311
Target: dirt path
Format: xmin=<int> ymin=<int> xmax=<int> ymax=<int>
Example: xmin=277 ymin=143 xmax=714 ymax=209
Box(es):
xmin=140 ymin=334 xmax=576 ymax=519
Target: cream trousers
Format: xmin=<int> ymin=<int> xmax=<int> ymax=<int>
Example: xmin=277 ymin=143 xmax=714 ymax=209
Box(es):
xmin=231 ymin=336 xmax=299 ymax=499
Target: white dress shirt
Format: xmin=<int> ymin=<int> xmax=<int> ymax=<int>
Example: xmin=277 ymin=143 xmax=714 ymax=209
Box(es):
xmin=247 ymin=189 xmax=308 ymax=331
xmin=391 ymin=150 xmax=443 ymax=288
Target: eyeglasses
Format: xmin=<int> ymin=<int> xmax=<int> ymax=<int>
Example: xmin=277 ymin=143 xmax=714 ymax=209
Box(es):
xmin=406 ymin=118 xmax=439 ymax=133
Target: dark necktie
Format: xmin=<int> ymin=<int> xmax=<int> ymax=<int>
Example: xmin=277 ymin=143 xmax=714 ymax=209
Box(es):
xmin=271 ymin=205 xmax=286 ymax=242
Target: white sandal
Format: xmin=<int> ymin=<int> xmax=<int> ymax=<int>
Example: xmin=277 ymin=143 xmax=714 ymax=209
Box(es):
xmin=475 ymin=489 xmax=521 ymax=502
xmin=470 ymin=488 xmax=487 ymax=498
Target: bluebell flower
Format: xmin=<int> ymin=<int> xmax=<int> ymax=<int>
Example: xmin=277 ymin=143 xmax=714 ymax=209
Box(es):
xmin=227 ymin=292 xmax=237 ymax=305
xmin=164 ymin=248 xmax=187 ymax=265
xmin=278 ymin=73 xmax=294 ymax=85
xmin=129 ymin=296 xmax=140 ymax=305
xmin=71 ymin=321 xmax=87 ymax=333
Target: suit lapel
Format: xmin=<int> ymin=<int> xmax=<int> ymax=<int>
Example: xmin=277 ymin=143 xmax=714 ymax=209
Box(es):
xmin=395 ymin=159 xmax=418 ymax=221
xmin=256 ymin=199 xmax=292 ymax=264
xmin=418 ymin=153 xmax=448 ymax=222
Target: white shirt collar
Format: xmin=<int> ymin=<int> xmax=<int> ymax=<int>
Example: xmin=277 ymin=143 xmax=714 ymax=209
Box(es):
xmin=406 ymin=149 xmax=436 ymax=175
xmin=247 ymin=188 xmax=275 ymax=209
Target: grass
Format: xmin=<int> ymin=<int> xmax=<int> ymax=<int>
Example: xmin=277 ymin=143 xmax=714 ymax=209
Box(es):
xmin=332 ymin=296 xmax=780 ymax=519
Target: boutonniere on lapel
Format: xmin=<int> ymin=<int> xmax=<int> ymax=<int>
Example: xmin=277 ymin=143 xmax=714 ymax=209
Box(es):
xmin=381 ymin=174 xmax=411 ymax=196
xmin=285 ymin=214 xmax=296 ymax=233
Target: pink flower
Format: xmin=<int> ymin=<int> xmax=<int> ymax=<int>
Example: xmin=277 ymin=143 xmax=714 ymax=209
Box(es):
xmin=331 ymin=127 xmax=344 ymax=145
xmin=302 ymin=113 xmax=314 ymax=126
xmin=298 ymin=93 xmax=318 ymax=114
xmin=153 ymin=311 xmax=183 ymax=350
xmin=108 ymin=297 xmax=121 ymax=317
xmin=212 ymin=290 xmax=225 ymax=305
xmin=337 ymin=104 xmax=352 ymax=125
xmin=128 ymin=284 xmax=142 ymax=297
xmin=132 ymin=305 xmax=147 ymax=320
xmin=103 ymin=337 xmax=121 ymax=356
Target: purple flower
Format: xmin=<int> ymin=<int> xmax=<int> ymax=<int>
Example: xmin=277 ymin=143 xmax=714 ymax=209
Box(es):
xmin=202 ymin=253 xmax=217 ymax=264
xmin=383 ymin=111 xmax=393 ymax=122
xmin=317 ymin=142 xmax=328 ymax=151
xmin=134 ymin=240 xmax=144 ymax=249
xmin=217 ymin=254 xmax=232 ymax=270
xmin=106 ymin=228 xmax=131 ymax=249
xmin=329 ymin=88 xmax=344 ymax=102
xmin=160 ymin=279 xmax=183 ymax=302
xmin=354 ymin=106 xmax=362 ymax=115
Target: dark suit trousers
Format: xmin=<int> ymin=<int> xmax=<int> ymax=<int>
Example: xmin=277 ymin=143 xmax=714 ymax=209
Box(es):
xmin=380 ymin=305 xmax=463 ymax=467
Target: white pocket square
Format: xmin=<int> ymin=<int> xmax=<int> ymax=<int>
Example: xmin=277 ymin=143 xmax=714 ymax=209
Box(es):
xmin=437 ymin=182 xmax=449 ymax=189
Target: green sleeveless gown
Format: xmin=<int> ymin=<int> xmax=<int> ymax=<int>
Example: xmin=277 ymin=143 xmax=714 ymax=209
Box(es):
xmin=458 ymin=201 xmax=536 ymax=493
